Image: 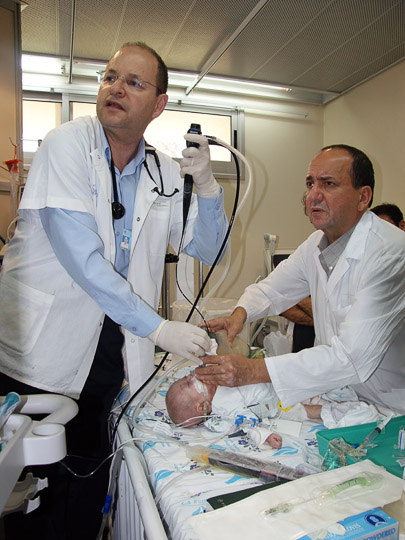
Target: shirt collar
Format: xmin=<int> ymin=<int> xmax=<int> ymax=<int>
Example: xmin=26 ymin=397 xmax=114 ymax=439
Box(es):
xmin=318 ymin=225 xmax=356 ymax=278
xmin=101 ymin=129 xmax=145 ymax=174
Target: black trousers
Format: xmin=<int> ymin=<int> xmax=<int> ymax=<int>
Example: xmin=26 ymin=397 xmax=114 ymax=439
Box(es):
xmin=292 ymin=323 xmax=315 ymax=353
xmin=0 ymin=316 xmax=125 ymax=540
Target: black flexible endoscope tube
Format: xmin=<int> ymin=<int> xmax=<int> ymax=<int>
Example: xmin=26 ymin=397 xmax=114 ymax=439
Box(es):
xmin=185 ymin=147 xmax=240 ymax=322
xmin=110 ymin=140 xmax=241 ymax=443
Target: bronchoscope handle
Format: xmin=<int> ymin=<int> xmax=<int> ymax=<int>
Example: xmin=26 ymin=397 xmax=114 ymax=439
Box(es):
xmin=184 ymin=123 xmax=202 ymax=195
xmin=183 ymin=123 xmax=202 ymax=230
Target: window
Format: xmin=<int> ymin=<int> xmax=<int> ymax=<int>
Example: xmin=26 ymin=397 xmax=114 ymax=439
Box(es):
xmin=71 ymin=101 xmax=96 ymax=119
xmin=144 ymin=108 xmax=232 ymax=163
xmin=70 ymin=100 xmax=243 ymax=179
xmin=22 ymin=98 xmax=61 ymax=166
xmin=23 ymin=94 xmax=244 ymax=179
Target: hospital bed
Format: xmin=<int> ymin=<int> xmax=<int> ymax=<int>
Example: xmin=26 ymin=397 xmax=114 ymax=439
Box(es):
xmin=111 ymin=356 xmax=326 ymax=540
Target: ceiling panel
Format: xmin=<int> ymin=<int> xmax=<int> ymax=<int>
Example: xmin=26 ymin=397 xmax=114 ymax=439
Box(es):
xmin=20 ymin=0 xmax=405 ymax=104
xmin=209 ymin=0 xmax=335 ymax=81
xmin=161 ymin=0 xmax=260 ymax=71
xmin=292 ymin=10 xmax=405 ymax=91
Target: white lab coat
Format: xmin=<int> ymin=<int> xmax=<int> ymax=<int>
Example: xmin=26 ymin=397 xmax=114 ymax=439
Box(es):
xmin=238 ymin=211 xmax=405 ymax=412
xmin=0 ymin=116 xmax=215 ymax=398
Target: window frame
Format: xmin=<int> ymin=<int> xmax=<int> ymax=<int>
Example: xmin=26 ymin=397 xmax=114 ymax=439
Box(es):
xmin=23 ymin=90 xmax=245 ymax=179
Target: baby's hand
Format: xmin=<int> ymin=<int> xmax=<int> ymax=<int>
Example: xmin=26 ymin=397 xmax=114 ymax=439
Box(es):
xmin=266 ymin=432 xmax=282 ymax=449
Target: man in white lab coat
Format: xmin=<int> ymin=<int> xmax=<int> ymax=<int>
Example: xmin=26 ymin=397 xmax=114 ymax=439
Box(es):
xmin=197 ymin=145 xmax=405 ymax=415
xmin=0 ymin=42 xmax=227 ymax=539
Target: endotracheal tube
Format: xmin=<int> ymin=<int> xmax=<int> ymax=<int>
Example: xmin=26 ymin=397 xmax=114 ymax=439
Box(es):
xmin=263 ymin=473 xmax=383 ymax=518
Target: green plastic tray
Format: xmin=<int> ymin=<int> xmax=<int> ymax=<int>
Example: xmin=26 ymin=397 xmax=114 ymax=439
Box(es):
xmin=316 ymin=415 xmax=405 ymax=478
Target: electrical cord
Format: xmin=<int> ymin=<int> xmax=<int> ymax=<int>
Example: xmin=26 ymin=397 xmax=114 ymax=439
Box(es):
xmin=60 ymin=436 xmax=167 ymax=479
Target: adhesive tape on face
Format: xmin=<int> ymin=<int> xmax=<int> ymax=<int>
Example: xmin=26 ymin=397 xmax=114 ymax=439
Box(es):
xmin=192 ymin=374 xmax=208 ymax=399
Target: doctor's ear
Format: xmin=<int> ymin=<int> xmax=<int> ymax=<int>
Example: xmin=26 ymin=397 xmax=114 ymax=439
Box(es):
xmin=152 ymin=93 xmax=168 ymax=120
xmin=358 ymin=186 xmax=373 ymax=211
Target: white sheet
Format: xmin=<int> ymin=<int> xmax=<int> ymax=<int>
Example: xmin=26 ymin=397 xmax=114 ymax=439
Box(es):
xmin=124 ymin=359 xmax=326 ymax=540
xmin=187 ymin=460 xmax=403 ymax=540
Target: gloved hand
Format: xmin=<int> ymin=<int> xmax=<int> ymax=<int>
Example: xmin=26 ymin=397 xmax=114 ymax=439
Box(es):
xmin=180 ymin=133 xmax=220 ymax=198
xmin=148 ymin=320 xmax=212 ymax=361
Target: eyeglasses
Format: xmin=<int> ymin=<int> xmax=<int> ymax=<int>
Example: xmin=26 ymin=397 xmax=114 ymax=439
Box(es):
xmin=98 ymin=71 xmax=162 ymax=94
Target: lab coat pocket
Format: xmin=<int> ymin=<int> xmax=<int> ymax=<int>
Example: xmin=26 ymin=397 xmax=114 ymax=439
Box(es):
xmin=0 ymin=273 xmax=54 ymax=355
xmin=331 ymin=304 xmax=351 ymax=329
xmin=145 ymin=200 xmax=171 ymax=256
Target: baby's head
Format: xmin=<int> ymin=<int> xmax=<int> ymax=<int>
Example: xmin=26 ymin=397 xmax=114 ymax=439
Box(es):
xmin=165 ymin=372 xmax=216 ymax=427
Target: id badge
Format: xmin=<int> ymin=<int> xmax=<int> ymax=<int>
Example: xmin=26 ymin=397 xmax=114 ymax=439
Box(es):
xmin=120 ymin=229 xmax=132 ymax=250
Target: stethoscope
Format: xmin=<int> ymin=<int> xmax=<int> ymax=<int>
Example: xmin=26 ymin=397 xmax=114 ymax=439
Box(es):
xmin=110 ymin=146 xmax=179 ymax=220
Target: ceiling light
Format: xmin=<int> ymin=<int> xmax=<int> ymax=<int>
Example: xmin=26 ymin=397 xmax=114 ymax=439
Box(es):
xmin=202 ymin=75 xmax=290 ymax=93
xmin=21 ymin=55 xmax=64 ymax=75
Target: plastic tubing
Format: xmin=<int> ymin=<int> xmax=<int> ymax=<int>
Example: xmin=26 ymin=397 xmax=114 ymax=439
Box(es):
xmin=198 ymin=136 xmax=253 ymax=309
xmin=6 ymin=216 xmax=19 ymax=242
xmin=264 ymin=473 xmax=384 ymax=517
xmin=209 ymin=137 xmax=253 ymax=216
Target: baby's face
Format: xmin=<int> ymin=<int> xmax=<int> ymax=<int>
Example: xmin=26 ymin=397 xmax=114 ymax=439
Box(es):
xmin=166 ymin=373 xmax=209 ymax=427
xmin=174 ymin=373 xmax=203 ymax=402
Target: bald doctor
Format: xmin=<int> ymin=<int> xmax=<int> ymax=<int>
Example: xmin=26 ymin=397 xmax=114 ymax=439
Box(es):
xmin=198 ymin=145 xmax=405 ymax=415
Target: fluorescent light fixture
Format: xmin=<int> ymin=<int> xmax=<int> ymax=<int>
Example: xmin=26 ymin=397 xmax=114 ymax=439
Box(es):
xmin=199 ymin=75 xmax=290 ymax=93
xmin=21 ymin=55 xmax=65 ymax=75
xmin=168 ymin=70 xmax=291 ymax=98
xmin=244 ymin=108 xmax=307 ymax=119
xmin=168 ymin=71 xmax=196 ymax=87
xmin=166 ymin=88 xmax=308 ymax=118
xmin=20 ymin=55 xmax=326 ymax=105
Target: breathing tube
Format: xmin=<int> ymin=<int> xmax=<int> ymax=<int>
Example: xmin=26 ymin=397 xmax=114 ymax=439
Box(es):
xmin=110 ymin=134 xmax=253 ymax=443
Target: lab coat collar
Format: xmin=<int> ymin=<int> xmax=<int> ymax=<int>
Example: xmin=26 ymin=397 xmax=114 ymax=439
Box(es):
xmin=343 ymin=210 xmax=372 ymax=261
xmin=316 ymin=211 xmax=372 ymax=296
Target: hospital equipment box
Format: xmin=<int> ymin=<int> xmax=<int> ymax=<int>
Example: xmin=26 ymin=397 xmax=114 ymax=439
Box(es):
xmin=299 ymin=507 xmax=398 ymax=540
xmin=316 ymin=415 xmax=405 ymax=478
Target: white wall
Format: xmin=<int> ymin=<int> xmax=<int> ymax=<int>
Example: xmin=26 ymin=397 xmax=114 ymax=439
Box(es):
xmin=213 ymin=60 xmax=405 ymax=301
xmin=212 ymin=103 xmax=323 ymax=300
xmin=324 ymin=59 xmax=405 ymax=210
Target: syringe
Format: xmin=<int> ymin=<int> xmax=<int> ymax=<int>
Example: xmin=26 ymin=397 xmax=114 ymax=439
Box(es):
xmin=358 ymin=413 xmax=393 ymax=449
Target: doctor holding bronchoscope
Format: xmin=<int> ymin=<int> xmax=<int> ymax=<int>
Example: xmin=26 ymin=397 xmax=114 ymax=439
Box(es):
xmin=0 ymin=42 xmax=229 ymax=540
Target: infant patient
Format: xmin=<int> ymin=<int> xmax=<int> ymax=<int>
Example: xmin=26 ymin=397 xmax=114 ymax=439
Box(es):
xmin=165 ymin=371 xmax=283 ymax=449
xmin=165 ymin=330 xmax=382 ymax=450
